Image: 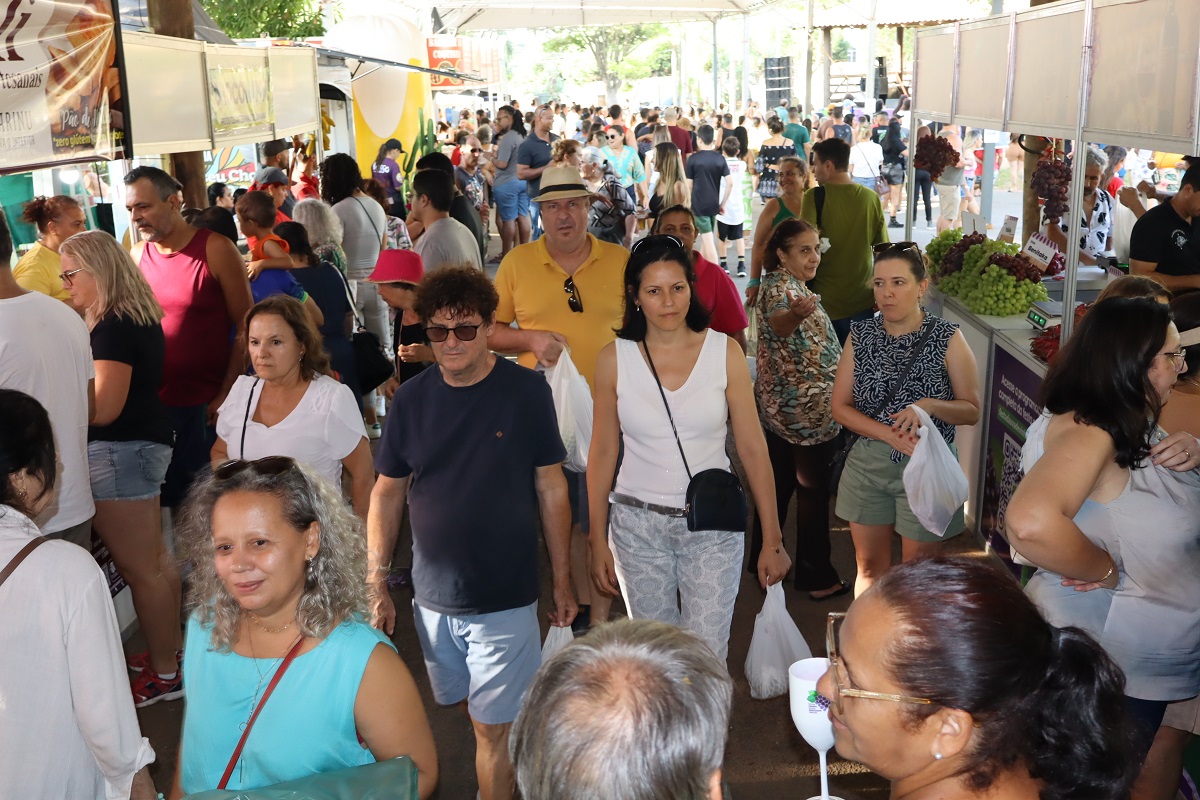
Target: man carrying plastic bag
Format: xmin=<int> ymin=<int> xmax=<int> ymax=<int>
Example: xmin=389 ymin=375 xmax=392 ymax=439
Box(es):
xmin=546 ymin=347 xmax=593 ymax=472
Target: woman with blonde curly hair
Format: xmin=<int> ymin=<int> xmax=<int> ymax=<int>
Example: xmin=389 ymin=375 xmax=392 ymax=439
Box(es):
xmin=211 ymin=295 xmax=375 ymax=521
xmin=170 ymin=457 xmax=437 ymax=798
xmin=550 ymin=137 xmax=583 ymax=167
xmin=59 ymin=230 xmax=183 ymax=708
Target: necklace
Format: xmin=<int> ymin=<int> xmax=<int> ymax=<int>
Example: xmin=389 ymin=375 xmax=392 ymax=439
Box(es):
xmin=241 ymin=622 xmax=302 ymax=732
xmin=246 ymin=611 xmax=296 ymax=635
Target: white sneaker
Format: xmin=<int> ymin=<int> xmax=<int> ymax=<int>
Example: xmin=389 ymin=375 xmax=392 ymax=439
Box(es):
xmin=368 ymin=422 xmax=382 ymax=440
xmin=374 ymin=394 xmax=386 ymax=418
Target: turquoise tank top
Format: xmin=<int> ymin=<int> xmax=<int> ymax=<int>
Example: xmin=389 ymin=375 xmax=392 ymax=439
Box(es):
xmin=771 ymin=196 xmax=801 ymax=228
xmin=179 ymin=613 xmax=394 ymax=793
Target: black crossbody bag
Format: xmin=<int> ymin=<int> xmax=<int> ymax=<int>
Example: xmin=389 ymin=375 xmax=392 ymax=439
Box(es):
xmin=642 ymin=342 xmax=748 ymax=532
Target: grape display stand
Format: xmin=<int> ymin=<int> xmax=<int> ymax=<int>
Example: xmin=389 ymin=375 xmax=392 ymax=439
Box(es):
xmin=909 ymin=0 xmax=1200 ymax=545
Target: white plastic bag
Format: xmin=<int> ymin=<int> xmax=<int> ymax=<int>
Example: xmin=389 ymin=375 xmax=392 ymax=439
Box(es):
xmin=902 ymin=405 xmax=969 ymax=537
xmin=744 ymin=583 xmax=813 ymax=699
xmin=541 ymin=625 xmax=574 ymax=663
xmin=546 ymin=350 xmax=593 ymax=472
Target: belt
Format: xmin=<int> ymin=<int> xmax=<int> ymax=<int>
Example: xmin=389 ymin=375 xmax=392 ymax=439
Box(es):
xmin=609 ymin=492 xmax=686 ymax=517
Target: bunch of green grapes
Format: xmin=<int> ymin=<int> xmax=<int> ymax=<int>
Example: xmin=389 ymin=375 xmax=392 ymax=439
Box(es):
xmin=938 ymin=239 xmax=1019 ymax=298
xmin=958 ymin=264 xmax=1050 ymax=316
xmin=925 ymin=228 xmax=964 ymax=274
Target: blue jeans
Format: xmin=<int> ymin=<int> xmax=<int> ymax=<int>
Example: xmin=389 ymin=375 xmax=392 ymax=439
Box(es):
xmin=831 ymin=308 xmax=875 ymax=345
xmin=853 ymin=176 xmax=877 ymax=189
xmin=530 ymin=199 xmax=543 ymax=240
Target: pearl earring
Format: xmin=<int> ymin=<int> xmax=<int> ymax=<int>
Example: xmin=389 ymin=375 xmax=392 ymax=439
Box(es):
xmin=933 ymin=752 xmax=943 ymax=761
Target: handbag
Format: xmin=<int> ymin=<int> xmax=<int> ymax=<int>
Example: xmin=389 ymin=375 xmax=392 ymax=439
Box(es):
xmin=858 ymin=143 xmax=889 ymax=196
xmin=642 ymin=341 xmax=748 ymax=532
xmin=830 ymin=322 xmax=938 ymax=494
xmin=336 ymin=269 xmax=396 ymax=395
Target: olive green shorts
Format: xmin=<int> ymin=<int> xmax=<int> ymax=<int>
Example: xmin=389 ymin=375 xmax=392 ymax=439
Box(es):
xmin=834 ymin=437 xmax=965 ymax=542
xmin=695 ymin=214 xmax=716 ymax=234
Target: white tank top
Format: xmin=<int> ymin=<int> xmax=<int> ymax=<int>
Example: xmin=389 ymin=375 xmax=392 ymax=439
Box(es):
xmin=614 ymin=328 xmax=730 ymax=506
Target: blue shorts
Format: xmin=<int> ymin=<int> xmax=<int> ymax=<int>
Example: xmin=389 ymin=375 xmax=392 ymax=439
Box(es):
xmin=493 ymin=181 xmax=530 ymax=222
xmin=88 ymin=440 xmax=172 ymax=501
xmin=411 ymin=600 xmax=541 ymax=725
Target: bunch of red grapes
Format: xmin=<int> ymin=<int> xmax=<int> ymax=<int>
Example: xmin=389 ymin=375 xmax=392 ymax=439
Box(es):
xmin=989 ymin=252 xmax=1042 ymax=283
xmin=914 ymin=136 xmax=960 ymax=181
xmin=1031 ymin=158 xmax=1072 ymax=219
xmin=938 ymin=232 xmax=987 ymax=276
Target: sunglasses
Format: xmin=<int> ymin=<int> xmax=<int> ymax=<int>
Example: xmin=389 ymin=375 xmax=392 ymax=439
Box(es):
xmin=630 ymin=234 xmax=686 ymax=256
xmin=424 ymin=323 xmax=482 ymax=342
xmin=873 ymin=241 xmax=922 ymax=257
xmin=60 ymin=266 xmax=87 ymax=286
xmin=564 ymin=277 xmax=583 ymax=313
xmin=214 ymin=456 xmax=297 ymax=481
xmin=607 ymin=134 xmax=621 ymax=140
xmin=469 ymin=148 xmax=482 ymax=154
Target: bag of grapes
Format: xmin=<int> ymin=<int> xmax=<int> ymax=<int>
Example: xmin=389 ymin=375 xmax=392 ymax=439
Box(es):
xmin=902 ymin=405 xmax=969 ymax=537
xmin=745 ymin=583 xmax=813 ymax=699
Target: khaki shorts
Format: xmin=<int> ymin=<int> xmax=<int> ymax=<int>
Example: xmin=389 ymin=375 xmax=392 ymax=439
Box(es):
xmin=1162 ymin=694 xmax=1200 ymax=734
xmin=937 ymin=183 xmax=961 ymax=221
xmin=834 ymin=437 xmax=965 ymax=542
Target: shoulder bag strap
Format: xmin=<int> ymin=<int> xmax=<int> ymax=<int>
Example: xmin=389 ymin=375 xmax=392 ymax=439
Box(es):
xmin=863 ymin=319 xmax=940 ymax=422
xmin=353 ymin=196 xmax=385 ymax=249
xmin=640 ymin=342 xmax=693 ymax=480
xmin=0 ymin=537 xmax=46 ymax=590
xmin=334 ymin=265 xmax=368 ymax=332
xmin=217 ymin=635 xmax=306 ymax=790
xmin=240 ymin=378 xmax=260 ymax=459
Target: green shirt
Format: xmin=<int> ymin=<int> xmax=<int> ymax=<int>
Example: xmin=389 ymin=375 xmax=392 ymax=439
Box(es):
xmin=783 ymin=123 xmax=810 ymax=159
xmin=800 ymin=182 xmax=888 ymax=320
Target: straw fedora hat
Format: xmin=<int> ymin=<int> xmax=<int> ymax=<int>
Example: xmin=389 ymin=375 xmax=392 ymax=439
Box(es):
xmin=534 ymin=165 xmax=595 ymax=203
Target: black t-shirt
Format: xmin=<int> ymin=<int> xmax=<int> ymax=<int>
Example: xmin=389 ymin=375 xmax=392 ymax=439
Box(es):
xmin=88 ymin=314 xmax=173 ymax=445
xmin=1129 ymin=201 xmax=1200 ymax=276
xmin=292 ymin=261 xmax=351 ymax=341
xmin=685 ymin=149 xmax=731 ymax=216
xmin=374 ymin=357 xmax=566 ymax=615
xmin=832 ymin=124 xmax=853 ymax=144
xmin=392 ymin=320 xmax=430 ymax=385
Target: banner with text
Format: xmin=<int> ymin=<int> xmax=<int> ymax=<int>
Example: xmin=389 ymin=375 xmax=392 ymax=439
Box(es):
xmin=208 ymin=65 xmax=272 ymax=139
xmin=0 ymin=0 xmax=127 ymax=171
xmin=426 ymin=37 xmax=463 ymax=87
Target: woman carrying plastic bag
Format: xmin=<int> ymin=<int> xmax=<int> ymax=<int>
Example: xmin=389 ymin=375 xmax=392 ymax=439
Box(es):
xmin=902 ymin=404 xmax=969 ymax=537
xmin=745 ymin=583 xmax=813 ymax=699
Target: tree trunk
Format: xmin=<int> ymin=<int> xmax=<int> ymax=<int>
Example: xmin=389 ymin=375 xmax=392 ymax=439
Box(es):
xmin=149 ymin=0 xmax=206 ymax=208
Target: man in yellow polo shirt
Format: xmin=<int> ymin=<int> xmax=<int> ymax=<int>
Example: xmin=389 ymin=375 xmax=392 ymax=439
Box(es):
xmin=491 ymin=164 xmax=628 ymax=632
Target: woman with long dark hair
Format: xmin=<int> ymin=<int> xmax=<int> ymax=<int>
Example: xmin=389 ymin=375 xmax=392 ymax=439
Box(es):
xmin=587 ymin=235 xmax=790 ymax=661
xmin=817 ymin=556 xmax=1137 ymax=800
xmin=881 ymin=118 xmax=907 ymax=228
xmin=912 ymin=126 xmax=934 ymax=228
xmin=1008 ymin=297 xmax=1200 ymax=762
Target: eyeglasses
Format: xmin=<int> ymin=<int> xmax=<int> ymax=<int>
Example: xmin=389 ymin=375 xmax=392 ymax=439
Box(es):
xmin=607 ymin=134 xmax=621 ymax=140
xmin=469 ymin=148 xmax=482 ymax=154
xmin=60 ymin=266 xmax=87 ymax=286
xmin=630 ymin=234 xmax=686 ymax=256
xmin=214 ymin=456 xmax=297 ymax=481
xmin=872 ymin=241 xmax=922 ymax=257
xmin=564 ymin=277 xmax=584 ymax=313
xmin=1163 ymin=350 xmax=1188 ymax=370
xmin=424 ymin=323 xmax=482 ymax=342
xmin=825 ymin=612 xmax=934 ymax=716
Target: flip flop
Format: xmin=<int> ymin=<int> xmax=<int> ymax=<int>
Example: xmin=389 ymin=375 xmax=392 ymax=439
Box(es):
xmin=808 ymin=580 xmax=851 ymax=602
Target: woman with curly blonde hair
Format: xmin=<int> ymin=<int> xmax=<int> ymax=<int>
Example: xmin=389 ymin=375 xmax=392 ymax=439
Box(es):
xmin=171 ymin=458 xmax=437 ymax=798
xmin=550 ymin=137 xmax=583 ymax=166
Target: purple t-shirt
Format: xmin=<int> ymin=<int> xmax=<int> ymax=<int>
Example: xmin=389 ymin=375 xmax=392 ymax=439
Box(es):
xmin=372 ymin=157 xmax=404 ymax=200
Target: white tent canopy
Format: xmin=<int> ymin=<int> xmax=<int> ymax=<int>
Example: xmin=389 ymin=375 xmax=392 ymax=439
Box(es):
xmin=430 ymin=0 xmax=771 ymax=31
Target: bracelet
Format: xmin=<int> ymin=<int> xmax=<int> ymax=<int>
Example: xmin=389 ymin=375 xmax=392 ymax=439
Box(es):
xmin=747 ymin=278 xmax=761 ymax=287
xmin=1098 ymin=558 xmax=1116 ymax=584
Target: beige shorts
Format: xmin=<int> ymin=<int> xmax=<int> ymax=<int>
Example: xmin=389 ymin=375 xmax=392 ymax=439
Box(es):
xmin=1162 ymin=694 xmax=1200 ymax=734
xmin=937 ymin=183 xmax=961 ymax=221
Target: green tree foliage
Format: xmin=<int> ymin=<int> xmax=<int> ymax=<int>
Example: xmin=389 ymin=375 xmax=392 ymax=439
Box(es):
xmin=202 ymin=0 xmax=329 ymax=39
xmin=544 ymin=23 xmax=666 ymax=103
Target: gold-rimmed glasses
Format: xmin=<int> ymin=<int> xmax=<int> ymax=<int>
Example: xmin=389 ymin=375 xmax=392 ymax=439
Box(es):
xmin=826 ymin=612 xmax=935 ymax=716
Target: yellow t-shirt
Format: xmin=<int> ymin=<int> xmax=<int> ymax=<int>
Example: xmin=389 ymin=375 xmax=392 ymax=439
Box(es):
xmin=494 ymin=234 xmax=629 ymax=391
xmin=13 ymin=243 xmax=69 ymax=302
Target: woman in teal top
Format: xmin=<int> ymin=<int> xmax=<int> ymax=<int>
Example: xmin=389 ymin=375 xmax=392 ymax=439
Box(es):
xmin=746 ymin=156 xmax=808 ymax=307
xmin=602 ymin=125 xmax=647 ymax=207
xmin=171 ymin=457 xmax=438 ymax=799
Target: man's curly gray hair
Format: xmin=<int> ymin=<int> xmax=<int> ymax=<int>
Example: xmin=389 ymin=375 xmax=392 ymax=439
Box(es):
xmin=176 ymin=459 xmax=369 ymax=651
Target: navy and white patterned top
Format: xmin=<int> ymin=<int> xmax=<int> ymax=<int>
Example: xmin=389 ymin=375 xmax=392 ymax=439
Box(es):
xmin=850 ymin=312 xmax=958 ymax=462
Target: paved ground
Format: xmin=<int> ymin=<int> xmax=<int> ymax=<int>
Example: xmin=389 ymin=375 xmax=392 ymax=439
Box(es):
xmin=132 ymin=183 xmax=1009 ymax=797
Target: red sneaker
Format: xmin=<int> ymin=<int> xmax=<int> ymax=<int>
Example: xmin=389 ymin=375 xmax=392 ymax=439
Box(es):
xmin=131 ymin=667 xmax=184 ymax=708
xmin=126 ymin=649 xmax=182 ymax=674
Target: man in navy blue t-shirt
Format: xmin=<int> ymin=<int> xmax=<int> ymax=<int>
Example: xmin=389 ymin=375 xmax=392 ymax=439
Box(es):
xmin=367 ymin=265 xmax=575 ymax=800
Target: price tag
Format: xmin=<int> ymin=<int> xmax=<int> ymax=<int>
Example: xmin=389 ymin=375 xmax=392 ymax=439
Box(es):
xmin=1022 ymin=231 xmax=1060 ymax=273
xmin=962 ymin=211 xmax=987 ymax=234
xmin=997 ymin=215 xmax=1018 ymax=243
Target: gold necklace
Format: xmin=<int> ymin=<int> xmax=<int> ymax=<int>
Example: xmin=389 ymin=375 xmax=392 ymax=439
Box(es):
xmin=246 ymin=611 xmax=296 ymax=635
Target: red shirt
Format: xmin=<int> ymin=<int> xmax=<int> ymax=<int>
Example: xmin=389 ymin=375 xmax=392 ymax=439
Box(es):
xmin=668 ymin=124 xmax=694 ymax=163
xmin=692 ymin=252 xmax=748 ymax=336
xmin=1106 ymin=176 xmax=1123 ymax=199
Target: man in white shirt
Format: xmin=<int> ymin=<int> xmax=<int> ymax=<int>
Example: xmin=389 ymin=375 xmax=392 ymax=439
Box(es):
xmin=0 ymin=209 xmax=96 ymax=548
xmin=411 ymin=169 xmax=484 ymax=271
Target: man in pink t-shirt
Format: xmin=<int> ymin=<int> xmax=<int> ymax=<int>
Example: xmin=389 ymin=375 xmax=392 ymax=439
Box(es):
xmin=653 ymin=205 xmax=748 ymax=353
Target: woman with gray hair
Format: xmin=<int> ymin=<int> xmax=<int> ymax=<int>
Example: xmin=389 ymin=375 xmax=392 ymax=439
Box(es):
xmin=292 ymin=198 xmax=348 ymax=276
xmin=170 ymin=457 xmax=437 ymax=798
xmin=1044 ymin=145 xmax=1114 ymax=265
xmin=580 ymin=146 xmax=637 ymax=247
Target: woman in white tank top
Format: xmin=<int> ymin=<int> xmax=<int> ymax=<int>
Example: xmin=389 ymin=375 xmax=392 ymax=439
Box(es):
xmin=586 ymin=235 xmax=790 ymax=660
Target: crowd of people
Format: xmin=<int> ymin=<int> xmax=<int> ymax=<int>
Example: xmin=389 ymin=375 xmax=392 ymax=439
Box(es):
xmin=2 ymin=98 xmax=1200 ymax=800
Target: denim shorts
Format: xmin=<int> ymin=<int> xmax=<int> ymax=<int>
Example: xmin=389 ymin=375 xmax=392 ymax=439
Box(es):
xmin=493 ymin=180 xmax=530 ymax=222
xmin=411 ymin=600 xmax=540 ymax=725
xmin=88 ymin=440 xmax=172 ymax=501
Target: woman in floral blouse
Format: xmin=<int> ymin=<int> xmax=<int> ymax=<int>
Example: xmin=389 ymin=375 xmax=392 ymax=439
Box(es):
xmin=748 ymin=218 xmax=849 ymax=600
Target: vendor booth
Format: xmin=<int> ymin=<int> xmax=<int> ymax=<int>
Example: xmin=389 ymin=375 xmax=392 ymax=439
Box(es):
xmin=908 ymin=0 xmax=1200 ymax=557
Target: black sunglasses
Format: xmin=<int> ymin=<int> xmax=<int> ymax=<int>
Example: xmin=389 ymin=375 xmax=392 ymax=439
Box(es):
xmin=215 ymin=456 xmax=297 ymax=481
xmin=469 ymin=148 xmax=482 ymax=154
xmin=873 ymin=241 xmax=922 ymax=257
xmin=564 ymin=277 xmax=583 ymax=313
xmin=630 ymin=234 xmax=686 ymax=256
xmin=424 ymin=323 xmax=482 ymax=343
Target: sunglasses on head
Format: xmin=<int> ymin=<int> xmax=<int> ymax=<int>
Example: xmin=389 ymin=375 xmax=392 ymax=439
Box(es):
xmin=214 ymin=456 xmax=297 ymax=481
xmin=630 ymin=234 xmax=686 ymax=256
xmin=424 ymin=323 xmax=482 ymax=342
xmin=873 ymin=241 xmax=921 ymax=256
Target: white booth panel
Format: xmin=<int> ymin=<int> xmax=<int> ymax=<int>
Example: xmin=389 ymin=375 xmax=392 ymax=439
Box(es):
xmin=206 ymin=44 xmax=273 ymax=146
xmin=913 ymin=28 xmax=956 ymax=121
xmin=269 ymin=48 xmax=319 ymax=139
xmin=1009 ymin=3 xmax=1085 ymax=139
xmin=955 ymin=18 xmax=1011 ymax=128
xmin=122 ymin=32 xmax=211 ymax=155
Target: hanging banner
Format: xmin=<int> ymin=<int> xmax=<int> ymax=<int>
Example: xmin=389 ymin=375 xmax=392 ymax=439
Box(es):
xmin=0 ymin=0 xmax=127 ymax=171
xmin=208 ymin=64 xmax=272 ymax=140
xmin=426 ymin=37 xmax=463 ymax=88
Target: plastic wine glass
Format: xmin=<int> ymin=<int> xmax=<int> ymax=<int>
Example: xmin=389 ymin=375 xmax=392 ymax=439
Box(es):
xmin=789 ymin=657 xmax=844 ymax=800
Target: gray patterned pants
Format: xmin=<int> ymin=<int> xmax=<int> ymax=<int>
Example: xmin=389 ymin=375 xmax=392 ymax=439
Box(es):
xmin=608 ymin=502 xmax=744 ymax=661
